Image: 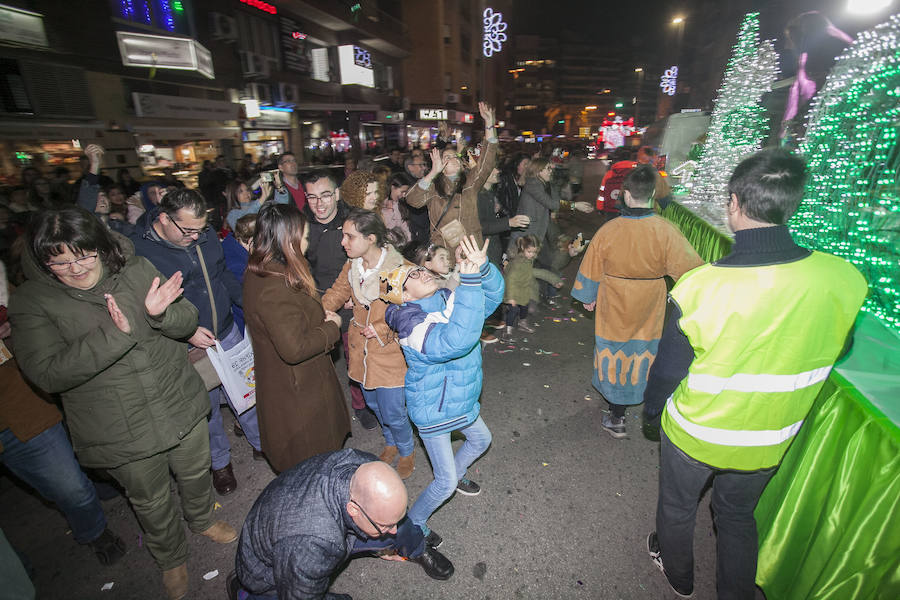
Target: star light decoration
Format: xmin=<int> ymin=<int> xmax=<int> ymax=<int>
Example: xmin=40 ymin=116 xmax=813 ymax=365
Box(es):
xmin=683 ymin=13 xmax=778 ymax=229
xmin=482 ymin=8 xmax=507 ymax=57
xmin=791 ymin=14 xmax=900 ymax=335
xmin=660 ymin=66 xmax=678 ymax=96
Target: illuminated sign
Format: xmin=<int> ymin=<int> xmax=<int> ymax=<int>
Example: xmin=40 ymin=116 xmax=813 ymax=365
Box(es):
xmin=239 ymin=0 xmax=277 ymax=14
xmin=337 ymin=45 xmax=374 ymax=87
xmin=0 ymin=4 xmax=48 ymax=47
xmin=353 ymin=46 xmax=372 ymax=69
xmin=291 ymin=31 xmax=307 ymax=39
xmin=116 ymin=31 xmax=214 ymax=79
xmin=660 ymin=66 xmax=678 ymax=96
xmin=418 ymin=108 xmax=448 ymax=120
xmin=482 ymin=8 xmax=507 ymax=57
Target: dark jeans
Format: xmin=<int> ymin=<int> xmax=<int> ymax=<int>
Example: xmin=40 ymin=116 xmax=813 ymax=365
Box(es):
xmin=0 ymin=423 xmax=106 ymax=544
xmin=505 ymin=304 xmax=528 ymax=327
xmin=238 ymin=516 xmax=425 ymax=599
xmin=656 ymin=431 xmax=775 ymax=600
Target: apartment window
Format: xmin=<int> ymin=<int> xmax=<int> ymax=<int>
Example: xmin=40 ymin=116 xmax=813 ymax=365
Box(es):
xmin=236 ymin=11 xmax=281 ymax=69
xmin=460 ymin=31 xmax=471 ymax=62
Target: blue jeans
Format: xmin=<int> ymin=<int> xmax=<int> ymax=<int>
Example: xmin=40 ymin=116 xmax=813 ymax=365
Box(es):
xmin=656 ymin=431 xmax=775 ymax=600
xmin=362 ymin=387 xmax=415 ymax=457
xmin=208 ymin=322 xmax=261 ymax=470
xmin=238 ymin=517 xmax=425 ymax=600
xmin=408 ymin=416 xmax=492 ymax=532
xmin=0 ymin=423 xmax=106 ymax=544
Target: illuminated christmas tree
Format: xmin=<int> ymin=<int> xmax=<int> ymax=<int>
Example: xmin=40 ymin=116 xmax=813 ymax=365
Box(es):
xmin=685 ymin=13 xmax=778 ymax=227
xmin=791 ymin=14 xmax=900 ymax=335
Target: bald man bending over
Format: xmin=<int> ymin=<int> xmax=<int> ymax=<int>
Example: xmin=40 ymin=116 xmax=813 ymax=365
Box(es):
xmin=230 ymin=449 xmax=453 ymax=600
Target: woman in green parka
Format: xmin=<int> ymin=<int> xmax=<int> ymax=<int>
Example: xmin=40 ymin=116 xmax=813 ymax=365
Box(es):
xmin=8 ymin=207 xmax=237 ymax=600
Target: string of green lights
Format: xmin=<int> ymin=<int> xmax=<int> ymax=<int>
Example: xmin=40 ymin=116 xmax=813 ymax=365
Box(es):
xmin=684 ymin=12 xmax=779 ymax=229
xmin=791 ymin=14 xmax=900 ymax=336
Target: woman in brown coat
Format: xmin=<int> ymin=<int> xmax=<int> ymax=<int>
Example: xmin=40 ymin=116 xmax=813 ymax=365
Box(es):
xmin=243 ymin=203 xmax=349 ymax=473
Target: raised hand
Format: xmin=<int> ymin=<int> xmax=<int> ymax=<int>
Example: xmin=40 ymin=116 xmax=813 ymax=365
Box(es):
xmin=105 ymin=294 xmax=131 ymax=334
xmin=426 ymin=147 xmax=446 ymax=181
xmin=85 ymin=144 xmax=104 ymax=174
xmin=478 ymin=101 xmax=495 ymax=129
xmin=259 ymin=180 xmax=273 ymax=202
xmin=458 ymin=235 xmax=489 ymax=268
xmin=145 ymin=271 xmax=184 ymax=317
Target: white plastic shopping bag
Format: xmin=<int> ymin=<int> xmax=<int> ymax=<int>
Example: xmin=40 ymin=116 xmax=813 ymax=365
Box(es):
xmin=206 ymin=329 xmax=256 ymax=414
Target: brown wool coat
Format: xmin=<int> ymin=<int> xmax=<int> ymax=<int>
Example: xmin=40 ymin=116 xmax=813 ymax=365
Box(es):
xmin=243 ymin=266 xmax=350 ymax=473
xmin=321 ymin=247 xmax=407 ymax=389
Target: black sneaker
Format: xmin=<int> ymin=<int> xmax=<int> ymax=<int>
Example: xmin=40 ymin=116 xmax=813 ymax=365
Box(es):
xmin=425 ymin=530 xmax=443 ymax=549
xmin=456 ymin=478 xmax=481 ymax=496
xmin=647 ymin=532 xmax=693 ymax=598
xmin=410 ymin=546 xmax=454 ymax=580
xmin=89 ymin=529 xmax=126 ymax=566
xmin=354 ymin=407 xmax=379 ymax=430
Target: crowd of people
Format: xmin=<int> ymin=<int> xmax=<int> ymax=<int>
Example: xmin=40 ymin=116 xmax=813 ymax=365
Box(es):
xmin=0 ymin=99 xmax=867 ymax=600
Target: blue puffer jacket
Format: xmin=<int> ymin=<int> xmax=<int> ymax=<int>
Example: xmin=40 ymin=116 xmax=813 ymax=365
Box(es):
xmin=385 ymin=262 xmax=503 ymax=437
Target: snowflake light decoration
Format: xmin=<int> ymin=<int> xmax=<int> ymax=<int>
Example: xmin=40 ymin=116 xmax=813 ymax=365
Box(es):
xmin=483 ymin=8 xmax=507 ymax=57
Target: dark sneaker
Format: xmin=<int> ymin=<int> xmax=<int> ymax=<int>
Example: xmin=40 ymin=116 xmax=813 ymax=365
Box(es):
xmin=601 ymin=413 xmax=627 ymax=439
xmin=410 ymin=546 xmax=454 ymax=580
xmin=354 ymin=407 xmax=379 ymax=430
xmin=647 ymin=532 xmax=693 ymax=598
xmin=89 ymin=529 xmax=126 ymax=566
xmin=456 ymin=478 xmax=481 ymax=496
xmin=425 ymin=530 xmax=443 ymax=549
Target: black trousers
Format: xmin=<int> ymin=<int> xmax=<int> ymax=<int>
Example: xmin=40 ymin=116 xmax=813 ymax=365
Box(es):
xmin=656 ymin=430 xmax=775 ymax=600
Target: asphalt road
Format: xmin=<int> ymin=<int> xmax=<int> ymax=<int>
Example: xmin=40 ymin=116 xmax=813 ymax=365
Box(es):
xmin=2 ymin=177 xmax=752 ymax=600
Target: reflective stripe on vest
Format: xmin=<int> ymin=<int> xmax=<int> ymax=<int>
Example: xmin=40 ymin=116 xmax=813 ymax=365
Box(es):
xmin=665 ymin=397 xmax=804 ymax=447
xmin=686 ymin=365 xmax=832 ymax=394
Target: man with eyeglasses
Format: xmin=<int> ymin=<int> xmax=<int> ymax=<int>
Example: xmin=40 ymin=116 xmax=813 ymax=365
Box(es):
xmin=302 ymin=171 xmax=379 ymax=432
xmin=131 ymin=188 xmax=263 ymax=496
xmin=230 ymin=449 xmax=452 ymax=600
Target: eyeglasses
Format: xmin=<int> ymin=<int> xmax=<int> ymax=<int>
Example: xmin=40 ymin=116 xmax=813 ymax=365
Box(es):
xmin=47 ymin=254 xmax=98 ymax=271
xmin=350 ymin=499 xmax=394 ymax=535
xmin=307 ymin=191 xmax=335 ymax=202
xmin=168 ymin=216 xmax=207 ymax=237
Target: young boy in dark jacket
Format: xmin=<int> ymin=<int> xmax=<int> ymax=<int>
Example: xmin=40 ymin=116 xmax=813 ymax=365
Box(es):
xmin=382 ymin=235 xmax=503 ymax=544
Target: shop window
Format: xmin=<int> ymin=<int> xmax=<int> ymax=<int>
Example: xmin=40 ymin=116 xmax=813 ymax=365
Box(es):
xmin=108 ymin=0 xmax=191 ymax=35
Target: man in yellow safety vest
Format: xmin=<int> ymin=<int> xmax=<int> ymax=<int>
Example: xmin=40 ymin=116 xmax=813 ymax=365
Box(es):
xmin=643 ymin=148 xmax=867 ymax=599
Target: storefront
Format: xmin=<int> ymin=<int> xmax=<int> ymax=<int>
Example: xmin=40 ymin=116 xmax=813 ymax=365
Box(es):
xmin=405 ymin=107 xmax=475 ymax=150
xmin=242 ymin=107 xmax=293 ymax=164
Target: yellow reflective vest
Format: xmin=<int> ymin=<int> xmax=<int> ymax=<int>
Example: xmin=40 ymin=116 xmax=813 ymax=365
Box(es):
xmin=661 ymin=251 xmax=867 ymax=471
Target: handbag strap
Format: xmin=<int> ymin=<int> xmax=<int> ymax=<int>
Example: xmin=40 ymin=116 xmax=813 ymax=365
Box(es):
xmin=194 ymin=244 xmax=218 ymax=336
xmin=433 ymin=196 xmax=455 ymax=231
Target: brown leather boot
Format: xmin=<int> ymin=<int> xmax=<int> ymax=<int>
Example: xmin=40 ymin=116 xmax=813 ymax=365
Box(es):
xmin=378 ymin=445 xmax=399 ymax=465
xmin=396 ymin=453 xmax=415 ymax=479
xmin=162 ymin=564 xmax=188 ymax=600
xmin=198 ymin=521 xmax=238 ymax=544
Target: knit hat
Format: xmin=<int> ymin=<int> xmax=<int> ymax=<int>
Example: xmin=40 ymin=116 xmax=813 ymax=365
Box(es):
xmin=340 ymin=170 xmax=377 ymax=209
xmin=379 ymin=264 xmax=422 ymax=305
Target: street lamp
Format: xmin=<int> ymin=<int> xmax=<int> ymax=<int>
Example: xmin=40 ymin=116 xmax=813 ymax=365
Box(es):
xmin=634 ymin=67 xmax=643 ymax=73
xmin=634 ymin=67 xmax=645 ymax=126
xmin=846 ymin=0 xmax=893 ymax=14
xmin=672 ymin=16 xmax=684 ymax=24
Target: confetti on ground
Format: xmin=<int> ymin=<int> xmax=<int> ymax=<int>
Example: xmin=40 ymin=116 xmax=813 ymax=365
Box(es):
xmin=578 ymin=580 xmax=584 ymax=585
xmin=101 ymin=583 xmax=114 ymax=591
xmin=584 ymin=395 xmax=592 ymax=400
xmin=542 ymin=462 xmax=549 ymax=466
xmin=551 ymin=353 xmax=559 ymax=357
xmin=497 ymin=349 xmax=513 ymax=354
xmin=553 ymin=318 xmax=562 ymax=322
xmin=214 ymin=502 xmax=223 ymax=510
xmin=577 ymin=341 xmax=585 ymax=345
xmin=203 ymin=570 xmax=219 ymax=581
xmin=522 ymin=362 xmax=531 ymax=366
xmin=616 ymin=492 xmax=622 ymax=497
xmin=570 ymin=318 xmax=578 ymax=322
xmin=543 ymin=385 xmax=550 ymax=388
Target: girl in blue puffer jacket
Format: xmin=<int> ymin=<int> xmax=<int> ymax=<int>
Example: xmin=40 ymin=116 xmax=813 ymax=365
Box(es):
xmin=382 ymin=235 xmax=503 ymax=543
